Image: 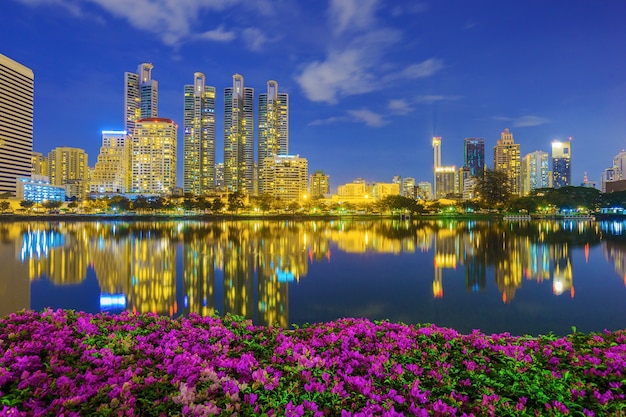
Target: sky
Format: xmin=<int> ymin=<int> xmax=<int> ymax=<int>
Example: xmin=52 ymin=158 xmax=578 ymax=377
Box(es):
xmin=2 ymin=0 xmax=626 ymax=192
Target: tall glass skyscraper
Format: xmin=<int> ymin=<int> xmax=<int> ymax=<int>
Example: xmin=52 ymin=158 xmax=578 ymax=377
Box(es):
xmin=258 ymin=80 xmax=288 ymax=195
xmin=183 ymin=72 xmax=216 ymax=195
xmin=124 ymin=63 xmax=158 ymax=135
xmin=551 ymin=140 xmax=571 ymax=189
xmin=464 ymin=138 xmax=485 ymax=177
xmin=0 ymin=53 xmax=33 ymax=196
xmin=224 ymin=74 xmax=254 ymax=194
xmin=521 ymin=151 xmax=549 ymax=195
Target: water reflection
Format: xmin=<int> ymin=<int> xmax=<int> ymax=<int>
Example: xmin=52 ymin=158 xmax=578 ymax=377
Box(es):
xmin=1 ymin=219 xmax=625 ymax=332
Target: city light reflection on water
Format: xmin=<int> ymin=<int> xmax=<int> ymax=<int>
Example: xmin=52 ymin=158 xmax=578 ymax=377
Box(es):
xmin=1 ymin=219 xmax=626 ymax=335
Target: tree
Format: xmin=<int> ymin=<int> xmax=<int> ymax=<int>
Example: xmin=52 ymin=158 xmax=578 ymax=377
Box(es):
xmin=42 ymin=200 xmax=62 ymax=209
xmin=474 ymin=169 xmax=512 ymax=210
xmin=0 ymin=200 xmax=10 ymax=212
xmin=227 ymin=192 xmax=246 ymax=213
xmin=20 ymin=200 xmax=35 ymax=211
xmin=212 ymin=198 xmax=225 ymax=213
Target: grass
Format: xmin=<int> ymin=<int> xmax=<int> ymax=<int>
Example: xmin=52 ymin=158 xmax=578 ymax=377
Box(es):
xmin=1 ymin=309 xmax=625 ymax=416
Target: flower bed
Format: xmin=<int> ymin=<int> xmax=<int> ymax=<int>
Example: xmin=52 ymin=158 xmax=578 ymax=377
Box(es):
xmin=1 ymin=310 xmax=625 ymax=416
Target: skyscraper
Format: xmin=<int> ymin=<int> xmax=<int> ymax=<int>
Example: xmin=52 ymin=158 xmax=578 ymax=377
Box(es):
xmin=551 ymin=139 xmax=571 ymax=189
xmin=224 ymin=74 xmax=254 ymax=194
xmin=183 ymin=72 xmax=216 ymax=195
xmin=493 ymin=128 xmax=521 ymax=196
xmin=91 ymin=131 xmax=130 ymax=193
xmin=47 ymin=147 xmax=89 ymax=199
xmin=131 ymin=118 xmax=177 ymax=194
xmin=258 ymin=80 xmax=288 ymax=194
xmin=432 ymin=136 xmax=442 ymax=197
xmin=464 ymin=138 xmax=485 ymax=177
xmin=0 ymin=53 xmax=34 ymax=196
xmin=260 ymin=155 xmax=308 ymax=201
xmin=125 ymin=63 xmax=158 ymax=135
xmin=521 ymin=151 xmax=549 ymax=195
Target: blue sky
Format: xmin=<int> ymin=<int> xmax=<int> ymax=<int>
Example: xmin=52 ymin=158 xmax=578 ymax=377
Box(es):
xmin=2 ymin=0 xmax=625 ymax=191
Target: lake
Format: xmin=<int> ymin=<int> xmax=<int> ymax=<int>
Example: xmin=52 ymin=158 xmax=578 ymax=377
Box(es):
xmin=1 ymin=218 xmax=625 ymax=336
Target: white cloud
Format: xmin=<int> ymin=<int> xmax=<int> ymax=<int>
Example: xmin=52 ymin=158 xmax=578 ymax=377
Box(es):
xmin=242 ymin=27 xmax=268 ymax=52
xmin=493 ymin=115 xmax=550 ymax=127
xmin=329 ymin=0 xmax=378 ymax=35
xmin=399 ymin=58 xmax=445 ymax=79
xmin=296 ymin=49 xmax=376 ymax=103
xmin=308 ymin=116 xmax=350 ymax=126
xmin=414 ymin=95 xmax=461 ymax=103
xmin=196 ymin=25 xmax=236 ymax=42
xmin=347 ymin=109 xmax=386 ymax=127
xmin=513 ymin=115 xmax=550 ymax=127
xmin=388 ymin=99 xmax=413 ymax=115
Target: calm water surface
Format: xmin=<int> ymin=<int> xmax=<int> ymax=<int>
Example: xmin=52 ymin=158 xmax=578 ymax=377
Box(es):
xmin=1 ymin=218 xmax=626 ymax=336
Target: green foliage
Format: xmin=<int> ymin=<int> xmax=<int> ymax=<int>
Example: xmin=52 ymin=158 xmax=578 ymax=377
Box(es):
xmin=474 ymin=168 xmax=512 ymax=209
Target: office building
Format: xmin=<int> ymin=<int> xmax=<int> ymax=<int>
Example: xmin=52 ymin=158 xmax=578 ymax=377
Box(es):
xmin=612 ymin=150 xmax=626 ymax=180
xmin=258 ymin=80 xmax=288 ymax=194
xmin=493 ymin=128 xmax=521 ymax=196
xmin=402 ymin=177 xmax=416 ymax=198
xmin=32 ymin=152 xmax=48 ymax=176
xmin=309 ymin=170 xmax=330 ymax=197
xmin=521 ymin=151 xmax=549 ymax=195
xmin=0 ymin=53 xmax=34 ymax=197
xmin=16 ymin=175 xmax=65 ymax=203
xmin=417 ymin=182 xmax=432 ymax=200
xmin=91 ymin=131 xmax=130 ymax=193
xmin=434 ymin=166 xmax=458 ymax=199
xmin=372 ymin=182 xmax=400 ymax=199
xmin=224 ymin=74 xmax=254 ymax=194
xmin=130 ymin=118 xmax=177 ymax=194
xmin=125 ymin=63 xmax=158 ymax=135
xmin=551 ymin=139 xmax=571 ymax=189
xmin=47 ymin=147 xmax=89 ymax=199
xmin=260 ymin=155 xmax=308 ymax=201
xmin=183 ymin=72 xmax=216 ymax=195
xmin=464 ymin=138 xmax=485 ymax=177
xmin=432 ymin=136 xmax=441 ymax=169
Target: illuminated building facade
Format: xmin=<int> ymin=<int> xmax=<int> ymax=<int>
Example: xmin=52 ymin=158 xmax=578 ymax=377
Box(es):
xmin=551 ymin=140 xmax=571 ymax=189
xmin=183 ymin=72 xmax=216 ymax=195
xmin=224 ymin=73 xmax=254 ymax=194
xmin=258 ymin=80 xmax=289 ymax=195
xmin=493 ymin=128 xmax=521 ymax=196
xmin=372 ymin=182 xmax=400 ymax=199
xmin=260 ymin=155 xmax=308 ymax=201
xmin=16 ymin=175 xmax=65 ymax=203
xmin=402 ymin=177 xmax=416 ymax=198
xmin=90 ymin=131 xmax=130 ymax=193
xmin=32 ymin=152 xmax=48 ymax=176
xmin=521 ymin=151 xmax=549 ymax=195
xmin=47 ymin=147 xmax=89 ymax=199
xmin=0 ymin=53 xmax=33 ymax=197
xmin=125 ymin=63 xmax=158 ymax=135
xmin=417 ymin=181 xmax=432 ymax=200
xmin=434 ymin=166 xmax=457 ymax=199
xmin=131 ymin=118 xmax=177 ymax=194
xmin=464 ymin=138 xmax=485 ymax=177
xmin=309 ymin=170 xmax=330 ymax=197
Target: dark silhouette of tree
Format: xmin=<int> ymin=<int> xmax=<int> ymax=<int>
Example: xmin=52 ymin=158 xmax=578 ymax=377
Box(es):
xmin=474 ymin=169 xmax=512 ymax=209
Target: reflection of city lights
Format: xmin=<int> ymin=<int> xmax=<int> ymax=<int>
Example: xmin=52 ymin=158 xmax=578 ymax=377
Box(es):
xmin=100 ymin=293 xmax=126 ymax=310
xmin=553 ymin=280 xmax=564 ymax=295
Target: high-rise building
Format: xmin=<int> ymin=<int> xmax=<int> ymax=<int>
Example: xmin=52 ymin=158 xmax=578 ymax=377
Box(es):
xmin=401 ymin=177 xmax=416 ymax=198
xmin=32 ymin=152 xmax=48 ymax=176
xmin=612 ymin=150 xmax=626 ymax=180
xmin=260 ymin=155 xmax=308 ymax=201
xmin=125 ymin=63 xmax=158 ymax=135
xmin=432 ymin=136 xmax=441 ymax=169
xmin=224 ymin=74 xmax=254 ymax=194
xmin=0 ymin=53 xmax=34 ymax=197
xmin=309 ymin=170 xmax=329 ymax=197
xmin=47 ymin=147 xmax=89 ymax=199
xmin=90 ymin=131 xmax=130 ymax=194
xmin=130 ymin=118 xmax=177 ymax=194
xmin=493 ymin=128 xmax=521 ymax=196
xmin=551 ymin=139 xmax=571 ymax=189
xmin=258 ymin=81 xmax=288 ymax=159
xmin=521 ymin=151 xmax=549 ymax=195
xmin=183 ymin=72 xmax=216 ymax=195
xmin=464 ymin=138 xmax=485 ymax=177
xmin=434 ymin=166 xmax=457 ymax=199
xmin=417 ymin=182 xmax=432 ymax=200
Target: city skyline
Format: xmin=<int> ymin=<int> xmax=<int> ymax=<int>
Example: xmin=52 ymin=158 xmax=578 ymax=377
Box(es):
xmin=2 ymin=0 xmax=625 ymax=191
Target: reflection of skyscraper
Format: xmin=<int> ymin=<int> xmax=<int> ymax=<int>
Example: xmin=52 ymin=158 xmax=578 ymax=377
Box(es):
xmin=552 ymin=140 xmax=571 ymax=189
xmin=432 ymin=228 xmax=458 ymax=298
xmin=0 ymin=225 xmax=31 ymax=316
xmin=224 ymin=74 xmax=254 ymax=194
xmin=0 ymin=53 xmax=34 ymax=197
xmin=464 ymin=138 xmax=485 ymax=177
xmin=182 ymin=239 xmax=216 ymax=316
xmin=494 ymin=128 xmax=521 ymax=196
xmin=184 ymin=72 xmax=216 ymax=195
xmin=552 ymin=243 xmax=573 ymax=297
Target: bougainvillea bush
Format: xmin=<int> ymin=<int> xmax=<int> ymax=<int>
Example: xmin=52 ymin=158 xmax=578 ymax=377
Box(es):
xmin=1 ymin=310 xmax=625 ymax=416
